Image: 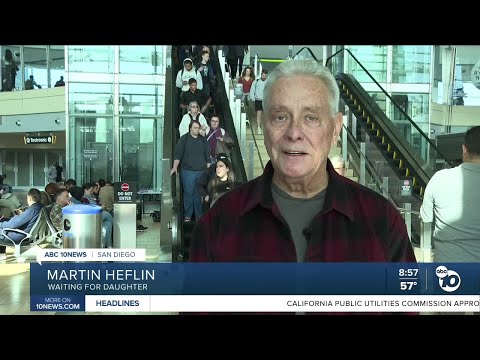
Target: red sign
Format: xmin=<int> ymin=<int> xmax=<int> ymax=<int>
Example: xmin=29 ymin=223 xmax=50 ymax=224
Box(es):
xmin=121 ymin=183 xmax=130 ymax=192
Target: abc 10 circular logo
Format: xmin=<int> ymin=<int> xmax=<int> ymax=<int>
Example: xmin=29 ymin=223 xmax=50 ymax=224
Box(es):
xmin=436 ymin=266 xmax=461 ymax=292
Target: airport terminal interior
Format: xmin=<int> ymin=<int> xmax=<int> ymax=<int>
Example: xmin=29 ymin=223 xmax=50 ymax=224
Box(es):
xmin=0 ymin=45 xmax=479 ymax=314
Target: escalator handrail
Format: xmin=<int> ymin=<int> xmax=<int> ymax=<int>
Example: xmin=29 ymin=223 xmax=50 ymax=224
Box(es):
xmin=325 ymin=48 xmax=453 ymax=168
xmin=293 ymin=47 xmax=319 ymax=61
xmin=210 ymin=48 xmax=248 ymax=183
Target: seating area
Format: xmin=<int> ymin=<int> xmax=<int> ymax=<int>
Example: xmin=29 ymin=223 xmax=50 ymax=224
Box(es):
xmin=0 ymin=206 xmax=57 ymax=262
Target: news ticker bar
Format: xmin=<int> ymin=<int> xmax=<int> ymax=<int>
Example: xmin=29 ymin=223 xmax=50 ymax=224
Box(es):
xmin=31 ymin=295 xmax=480 ymax=313
xmin=36 ymin=249 xmax=145 ymax=264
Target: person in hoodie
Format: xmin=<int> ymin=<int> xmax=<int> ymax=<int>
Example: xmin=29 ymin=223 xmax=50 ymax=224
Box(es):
xmin=176 ymin=58 xmax=204 ymax=92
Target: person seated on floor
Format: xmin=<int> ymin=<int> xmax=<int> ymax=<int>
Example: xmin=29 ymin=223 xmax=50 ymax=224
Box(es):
xmin=0 ymin=188 xmax=43 ymax=260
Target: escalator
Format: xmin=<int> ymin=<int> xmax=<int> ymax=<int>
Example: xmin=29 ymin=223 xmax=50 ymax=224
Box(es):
xmin=292 ymin=47 xmax=453 ymax=243
xmin=170 ymin=46 xmax=247 ymax=262
xmin=324 ymin=48 xmax=453 ymax=243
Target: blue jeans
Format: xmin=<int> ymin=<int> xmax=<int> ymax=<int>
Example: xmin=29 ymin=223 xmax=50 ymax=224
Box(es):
xmin=101 ymin=211 xmax=113 ymax=248
xmin=180 ymin=168 xmax=203 ymax=219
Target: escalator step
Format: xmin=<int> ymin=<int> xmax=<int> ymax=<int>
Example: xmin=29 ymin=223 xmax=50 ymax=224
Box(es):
xmin=379 ymin=143 xmax=389 ymax=151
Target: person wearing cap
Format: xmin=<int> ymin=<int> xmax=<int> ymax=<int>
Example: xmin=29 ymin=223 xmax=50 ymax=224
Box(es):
xmin=176 ymin=58 xmax=203 ymax=92
xmin=196 ymin=153 xmax=230 ymax=211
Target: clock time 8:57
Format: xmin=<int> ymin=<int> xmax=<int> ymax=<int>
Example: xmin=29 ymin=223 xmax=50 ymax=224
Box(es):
xmin=399 ymin=269 xmax=418 ymax=277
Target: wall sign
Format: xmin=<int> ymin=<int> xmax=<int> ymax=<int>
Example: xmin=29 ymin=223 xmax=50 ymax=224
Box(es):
xmin=24 ymin=135 xmax=56 ymax=144
xmin=471 ymin=60 xmax=480 ymax=90
xmin=114 ymin=181 xmax=137 ymax=203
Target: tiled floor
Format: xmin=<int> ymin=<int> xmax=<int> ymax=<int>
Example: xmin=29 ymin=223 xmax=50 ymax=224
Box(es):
xmin=0 ymin=215 xmax=175 ymax=315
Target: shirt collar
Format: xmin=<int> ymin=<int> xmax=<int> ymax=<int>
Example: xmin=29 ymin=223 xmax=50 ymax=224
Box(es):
xmin=240 ymin=159 xmax=355 ymax=221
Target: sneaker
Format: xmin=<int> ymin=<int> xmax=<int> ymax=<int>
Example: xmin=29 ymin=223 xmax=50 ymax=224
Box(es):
xmin=184 ymin=217 xmax=191 ymax=222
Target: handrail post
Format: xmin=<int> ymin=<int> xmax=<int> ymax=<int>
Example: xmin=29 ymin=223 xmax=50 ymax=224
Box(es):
xmin=359 ymin=142 xmax=366 ymax=186
xmin=248 ymin=141 xmax=254 ymax=180
xmin=403 ymin=202 xmax=412 ymax=242
xmin=342 ymin=111 xmax=348 ymax=166
xmin=240 ymin=112 xmax=247 ymax=160
xmin=160 ymin=158 xmax=173 ymax=262
xmin=382 ymin=176 xmax=389 ymax=199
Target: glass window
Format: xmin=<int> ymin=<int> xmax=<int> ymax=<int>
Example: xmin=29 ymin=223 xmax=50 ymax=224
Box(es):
xmin=391 ymin=93 xmax=429 ymax=124
xmin=392 ymin=46 xmax=431 ymax=84
xmin=70 ymin=116 xmax=113 ymax=184
xmin=120 ymin=118 xmax=159 ymax=190
xmin=69 ymin=83 xmax=114 ymax=114
xmin=1 ymin=45 xmax=21 ymax=91
xmin=17 ymin=152 xmax=30 ymax=186
xmin=50 ymin=45 xmax=65 ymax=88
xmin=119 ymin=46 xmax=164 ymax=75
xmin=23 ymin=45 xmax=48 ymax=90
xmin=1 ymin=151 xmax=16 ymax=186
xmin=68 ymin=46 xmax=114 ymax=73
xmin=119 ymin=84 xmax=163 ymax=116
xmin=33 ymin=152 xmax=46 ymax=186
xmin=348 ymin=46 xmax=387 ymax=83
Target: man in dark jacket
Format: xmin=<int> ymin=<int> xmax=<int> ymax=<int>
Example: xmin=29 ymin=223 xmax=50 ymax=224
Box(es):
xmin=0 ymin=188 xmax=43 ymax=260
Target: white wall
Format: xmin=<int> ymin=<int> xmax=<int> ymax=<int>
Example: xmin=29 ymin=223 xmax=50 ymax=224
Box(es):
xmin=0 ymin=112 xmax=65 ymax=133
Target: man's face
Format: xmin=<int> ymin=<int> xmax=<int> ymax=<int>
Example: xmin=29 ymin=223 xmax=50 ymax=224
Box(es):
xmin=184 ymin=62 xmax=193 ymax=71
xmin=27 ymin=195 xmax=34 ymax=207
xmin=190 ymin=123 xmax=200 ymax=136
xmin=264 ymin=75 xmax=341 ymax=180
xmin=202 ymin=53 xmax=210 ymax=62
xmin=189 ymin=82 xmax=197 ymax=92
xmin=56 ymin=191 xmax=71 ymax=207
xmin=261 ymin=72 xmax=267 ymax=81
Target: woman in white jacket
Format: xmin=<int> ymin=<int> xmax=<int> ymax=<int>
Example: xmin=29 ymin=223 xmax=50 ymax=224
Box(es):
xmin=178 ymin=101 xmax=208 ymax=137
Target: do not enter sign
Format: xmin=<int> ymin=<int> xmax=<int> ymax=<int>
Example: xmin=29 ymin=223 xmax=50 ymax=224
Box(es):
xmin=114 ymin=182 xmax=137 ymax=204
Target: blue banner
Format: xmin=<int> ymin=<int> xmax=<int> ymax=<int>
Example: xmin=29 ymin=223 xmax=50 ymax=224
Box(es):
xmin=29 ymin=263 xmax=480 ymax=296
xmin=30 ymin=295 xmax=85 ymax=312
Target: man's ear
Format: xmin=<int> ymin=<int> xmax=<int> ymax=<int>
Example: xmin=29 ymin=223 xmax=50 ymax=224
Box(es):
xmin=331 ymin=112 xmax=343 ymax=147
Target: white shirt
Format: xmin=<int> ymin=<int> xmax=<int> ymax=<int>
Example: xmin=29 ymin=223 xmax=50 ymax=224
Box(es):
xmin=179 ymin=113 xmax=208 ymax=137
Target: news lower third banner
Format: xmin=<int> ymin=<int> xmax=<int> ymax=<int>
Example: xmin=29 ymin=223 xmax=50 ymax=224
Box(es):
xmin=30 ymin=263 xmax=480 ymax=312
